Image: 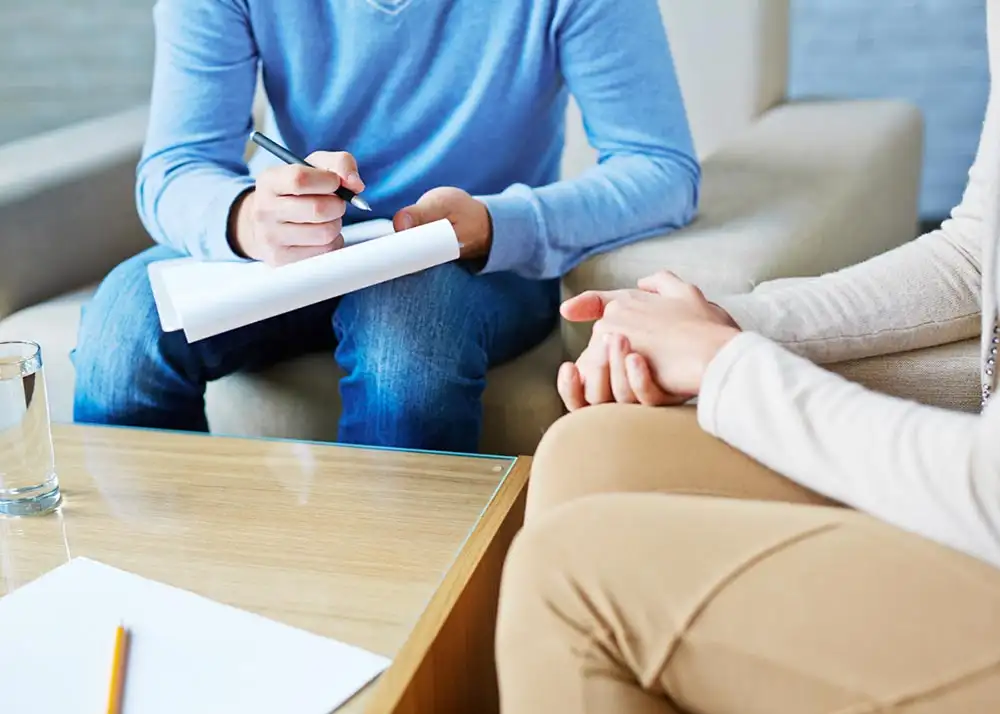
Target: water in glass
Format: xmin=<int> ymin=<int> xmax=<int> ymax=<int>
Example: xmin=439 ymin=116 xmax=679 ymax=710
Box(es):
xmin=0 ymin=342 xmax=60 ymax=516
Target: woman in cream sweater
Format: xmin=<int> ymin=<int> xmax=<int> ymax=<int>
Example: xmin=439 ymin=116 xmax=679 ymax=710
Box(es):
xmin=496 ymin=6 xmax=1000 ymax=713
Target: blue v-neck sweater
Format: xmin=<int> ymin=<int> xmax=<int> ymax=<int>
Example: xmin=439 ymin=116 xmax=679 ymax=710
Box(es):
xmin=137 ymin=0 xmax=699 ymax=279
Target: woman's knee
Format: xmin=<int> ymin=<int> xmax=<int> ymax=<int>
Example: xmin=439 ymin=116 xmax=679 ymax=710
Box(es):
xmin=527 ymin=404 xmax=703 ymax=520
xmin=498 ymin=500 xmax=593 ymax=652
xmin=499 ymin=495 xmax=655 ymax=667
xmin=528 ymin=403 xmax=825 ymax=521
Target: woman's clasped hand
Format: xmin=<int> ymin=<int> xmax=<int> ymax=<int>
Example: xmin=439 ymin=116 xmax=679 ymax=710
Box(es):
xmin=557 ymin=271 xmax=741 ymax=411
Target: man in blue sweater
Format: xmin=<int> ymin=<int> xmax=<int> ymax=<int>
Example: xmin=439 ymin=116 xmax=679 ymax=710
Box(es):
xmin=72 ymin=0 xmax=699 ymax=452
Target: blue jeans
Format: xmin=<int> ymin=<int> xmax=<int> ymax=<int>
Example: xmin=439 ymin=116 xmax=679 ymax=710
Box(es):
xmin=72 ymin=246 xmax=558 ymax=452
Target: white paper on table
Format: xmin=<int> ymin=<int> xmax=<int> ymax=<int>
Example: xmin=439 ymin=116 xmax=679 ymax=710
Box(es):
xmin=0 ymin=558 xmax=389 ymax=714
xmin=148 ymin=218 xmax=459 ymax=342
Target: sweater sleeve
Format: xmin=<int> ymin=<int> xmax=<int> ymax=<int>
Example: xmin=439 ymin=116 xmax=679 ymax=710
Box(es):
xmin=135 ymin=0 xmax=258 ymax=261
xmin=477 ymin=0 xmax=699 ymax=279
xmin=698 ymin=332 xmax=1000 ymax=567
xmin=712 ymin=79 xmax=1000 ymax=364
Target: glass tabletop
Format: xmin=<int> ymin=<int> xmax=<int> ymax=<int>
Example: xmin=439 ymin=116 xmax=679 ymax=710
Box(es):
xmin=0 ymin=423 xmax=517 ymax=661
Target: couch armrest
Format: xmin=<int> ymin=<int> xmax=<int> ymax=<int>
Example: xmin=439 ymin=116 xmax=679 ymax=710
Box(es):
xmin=562 ymin=99 xmax=923 ymax=358
xmin=829 ymin=338 xmax=981 ymax=413
xmin=0 ymin=106 xmax=152 ymax=320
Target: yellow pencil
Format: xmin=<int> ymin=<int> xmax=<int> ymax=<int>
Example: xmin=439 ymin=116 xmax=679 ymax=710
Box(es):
xmin=106 ymin=623 xmax=130 ymax=714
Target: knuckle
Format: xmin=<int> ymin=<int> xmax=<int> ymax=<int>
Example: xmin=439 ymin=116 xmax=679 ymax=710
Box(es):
xmin=682 ymin=283 xmax=702 ymax=299
xmin=304 ymin=151 xmax=327 ymax=165
xmin=251 ymin=198 xmax=271 ymax=223
xmin=325 ymin=220 xmax=344 ymax=243
xmin=256 ymin=224 xmax=277 ymax=245
xmin=263 ymin=245 xmax=282 ymax=265
xmin=423 ymin=186 xmax=462 ymax=206
xmin=257 ymin=166 xmax=283 ymax=189
xmin=309 ymin=150 xmax=355 ymax=173
xmin=308 ymin=198 xmax=326 ymax=223
xmin=290 ymin=167 xmax=311 ymax=191
xmin=332 ymin=151 xmax=355 ymax=166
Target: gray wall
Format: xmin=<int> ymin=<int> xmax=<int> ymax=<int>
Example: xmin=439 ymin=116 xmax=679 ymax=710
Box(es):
xmin=0 ymin=0 xmax=153 ymax=143
xmin=0 ymin=0 xmax=990 ymax=219
xmin=790 ymin=0 xmax=987 ymax=219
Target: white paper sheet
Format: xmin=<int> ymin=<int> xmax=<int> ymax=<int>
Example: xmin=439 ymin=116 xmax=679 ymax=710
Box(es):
xmin=148 ymin=218 xmax=459 ymax=342
xmin=0 ymin=558 xmax=389 ymax=714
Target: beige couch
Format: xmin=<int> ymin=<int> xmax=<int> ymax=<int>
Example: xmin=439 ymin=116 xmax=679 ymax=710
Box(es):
xmin=0 ymin=0 xmax=978 ymax=456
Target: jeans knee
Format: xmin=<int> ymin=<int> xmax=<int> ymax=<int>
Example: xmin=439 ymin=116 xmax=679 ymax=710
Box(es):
xmin=74 ymin=248 xmax=186 ymax=391
xmin=336 ymin=325 xmax=485 ymax=449
xmin=336 ymin=266 xmax=487 ymax=409
xmin=336 ymin=264 xmax=485 ymax=348
xmin=351 ymin=348 xmax=482 ymax=419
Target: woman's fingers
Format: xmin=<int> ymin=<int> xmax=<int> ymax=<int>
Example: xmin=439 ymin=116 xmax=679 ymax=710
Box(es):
xmin=608 ymin=335 xmax=637 ymax=404
xmin=625 ymin=353 xmax=677 ymax=407
xmin=560 ymin=290 xmax=636 ymax=322
xmin=557 ymin=362 xmax=586 ymax=411
xmin=637 ymin=270 xmax=704 ymax=302
xmin=582 ymin=340 xmax=613 ymax=406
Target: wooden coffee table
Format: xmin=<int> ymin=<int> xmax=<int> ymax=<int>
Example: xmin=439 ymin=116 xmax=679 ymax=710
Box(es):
xmin=0 ymin=424 xmax=531 ymax=714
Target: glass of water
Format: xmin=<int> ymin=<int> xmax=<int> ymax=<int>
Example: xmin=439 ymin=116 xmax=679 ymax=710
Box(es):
xmin=0 ymin=341 xmax=60 ymax=516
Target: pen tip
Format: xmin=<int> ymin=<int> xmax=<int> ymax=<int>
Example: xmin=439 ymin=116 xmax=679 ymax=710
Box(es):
xmin=352 ymin=196 xmax=372 ymax=212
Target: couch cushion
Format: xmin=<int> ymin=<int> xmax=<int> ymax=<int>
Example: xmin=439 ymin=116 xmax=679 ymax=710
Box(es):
xmin=0 ymin=290 xmax=565 ymax=456
xmin=3 ymin=288 xmax=976 ymax=454
xmin=0 ymin=287 xmax=94 ymax=423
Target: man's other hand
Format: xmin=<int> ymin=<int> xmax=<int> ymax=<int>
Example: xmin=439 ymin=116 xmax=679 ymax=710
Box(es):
xmin=393 ymin=187 xmax=492 ymax=261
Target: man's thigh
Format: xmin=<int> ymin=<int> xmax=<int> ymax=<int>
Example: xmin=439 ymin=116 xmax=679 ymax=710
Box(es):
xmin=77 ymin=245 xmax=338 ymax=383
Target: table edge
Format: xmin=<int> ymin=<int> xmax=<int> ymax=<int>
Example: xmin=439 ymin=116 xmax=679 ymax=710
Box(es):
xmin=361 ymin=455 xmax=532 ymax=712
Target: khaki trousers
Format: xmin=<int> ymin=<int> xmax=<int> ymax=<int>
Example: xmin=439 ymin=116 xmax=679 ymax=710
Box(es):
xmin=496 ymin=405 xmax=1000 ymax=713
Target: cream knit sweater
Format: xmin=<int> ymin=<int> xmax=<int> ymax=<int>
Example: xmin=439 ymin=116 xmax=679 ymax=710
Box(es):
xmin=701 ymin=3 xmax=1000 ymax=567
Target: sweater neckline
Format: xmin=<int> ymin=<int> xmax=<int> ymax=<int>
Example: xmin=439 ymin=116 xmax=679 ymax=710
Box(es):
xmin=362 ymin=0 xmax=415 ymax=15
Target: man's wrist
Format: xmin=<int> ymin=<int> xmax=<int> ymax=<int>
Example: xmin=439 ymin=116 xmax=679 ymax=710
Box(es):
xmin=475 ymin=190 xmax=537 ymax=275
xmin=459 ymin=200 xmax=494 ymax=271
xmin=228 ymin=187 xmax=256 ymax=259
xmin=466 ymin=199 xmax=494 ymax=258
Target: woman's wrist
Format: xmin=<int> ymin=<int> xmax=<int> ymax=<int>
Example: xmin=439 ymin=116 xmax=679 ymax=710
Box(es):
xmin=709 ymin=302 xmax=740 ymax=329
xmin=694 ymin=324 xmax=742 ymax=392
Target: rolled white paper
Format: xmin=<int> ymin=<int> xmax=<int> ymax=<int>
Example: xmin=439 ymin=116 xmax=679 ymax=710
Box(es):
xmin=148 ymin=219 xmax=460 ymax=343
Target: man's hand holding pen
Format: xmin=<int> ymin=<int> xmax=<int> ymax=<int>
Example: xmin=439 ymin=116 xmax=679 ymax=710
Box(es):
xmin=230 ymin=151 xmax=365 ymax=267
xmin=231 ymin=133 xmax=493 ymax=267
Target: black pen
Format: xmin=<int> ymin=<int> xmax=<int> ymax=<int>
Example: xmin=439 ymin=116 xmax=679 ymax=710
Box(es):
xmin=249 ymin=131 xmax=371 ymax=212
